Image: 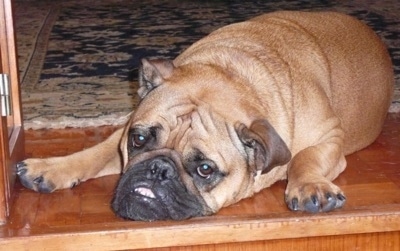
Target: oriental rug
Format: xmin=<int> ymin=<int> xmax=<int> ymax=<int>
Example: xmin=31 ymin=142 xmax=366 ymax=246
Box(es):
xmin=15 ymin=0 xmax=400 ymax=129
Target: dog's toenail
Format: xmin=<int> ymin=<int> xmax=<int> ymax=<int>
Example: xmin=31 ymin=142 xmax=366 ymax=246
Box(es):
xmin=337 ymin=193 xmax=346 ymax=201
xmin=33 ymin=176 xmax=44 ymax=184
xmin=16 ymin=162 xmax=27 ymax=169
xmin=291 ymin=198 xmax=299 ymax=211
xmin=311 ymin=195 xmax=319 ymax=206
xmin=71 ymin=180 xmax=80 ymax=188
xmin=17 ymin=168 xmax=27 ymax=176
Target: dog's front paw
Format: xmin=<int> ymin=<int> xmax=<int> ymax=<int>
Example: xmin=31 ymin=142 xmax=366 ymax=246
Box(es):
xmin=285 ymin=181 xmax=346 ymax=213
xmin=17 ymin=159 xmax=80 ymax=193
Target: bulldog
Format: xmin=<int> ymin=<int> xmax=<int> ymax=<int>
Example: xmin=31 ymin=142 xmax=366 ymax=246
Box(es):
xmin=17 ymin=11 xmax=394 ymax=221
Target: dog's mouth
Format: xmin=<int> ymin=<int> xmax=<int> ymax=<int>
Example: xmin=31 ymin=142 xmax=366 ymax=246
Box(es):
xmin=134 ymin=187 xmax=156 ymax=199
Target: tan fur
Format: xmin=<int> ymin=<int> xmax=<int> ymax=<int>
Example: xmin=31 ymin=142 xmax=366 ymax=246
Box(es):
xmin=20 ymin=11 xmax=393 ymax=215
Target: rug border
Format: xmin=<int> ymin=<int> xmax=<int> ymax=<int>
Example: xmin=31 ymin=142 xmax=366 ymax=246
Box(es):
xmin=21 ymin=6 xmax=60 ymax=88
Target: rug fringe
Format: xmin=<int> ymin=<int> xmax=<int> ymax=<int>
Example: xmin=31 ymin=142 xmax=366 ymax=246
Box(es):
xmin=24 ymin=112 xmax=131 ymax=130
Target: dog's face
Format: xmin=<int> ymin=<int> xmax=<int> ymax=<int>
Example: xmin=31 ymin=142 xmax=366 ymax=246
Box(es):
xmin=112 ymin=59 xmax=291 ymax=221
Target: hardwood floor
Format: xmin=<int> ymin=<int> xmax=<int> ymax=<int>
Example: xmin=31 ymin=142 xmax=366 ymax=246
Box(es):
xmin=0 ymin=114 xmax=399 ymax=250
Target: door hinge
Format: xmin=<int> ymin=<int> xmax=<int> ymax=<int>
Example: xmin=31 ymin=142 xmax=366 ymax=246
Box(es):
xmin=0 ymin=74 xmax=12 ymax=117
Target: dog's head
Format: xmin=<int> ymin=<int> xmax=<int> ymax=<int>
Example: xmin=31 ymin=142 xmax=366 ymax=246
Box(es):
xmin=112 ymin=58 xmax=291 ymax=221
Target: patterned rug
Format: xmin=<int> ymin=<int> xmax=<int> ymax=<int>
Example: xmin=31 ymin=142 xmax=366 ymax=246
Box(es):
xmin=15 ymin=0 xmax=400 ymax=129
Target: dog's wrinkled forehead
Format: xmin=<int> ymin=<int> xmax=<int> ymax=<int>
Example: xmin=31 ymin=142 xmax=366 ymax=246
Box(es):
xmin=138 ymin=97 xmax=217 ymax=136
xmin=136 ymin=91 xmax=195 ymax=127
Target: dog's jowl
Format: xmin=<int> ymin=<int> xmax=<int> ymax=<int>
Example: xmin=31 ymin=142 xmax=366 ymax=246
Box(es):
xmin=18 ymin=11 xmax=393 ymax=221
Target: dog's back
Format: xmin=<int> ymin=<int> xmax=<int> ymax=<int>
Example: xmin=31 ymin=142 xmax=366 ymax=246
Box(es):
xmin=176 ymin=11 xmax=394 ymax=154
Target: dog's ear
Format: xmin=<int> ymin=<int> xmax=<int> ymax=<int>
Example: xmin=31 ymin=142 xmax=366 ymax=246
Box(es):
xmin=236 ymin=119 xmax=291 ymax=175
xmin=138 ymin=58 xmax=175 ymax=99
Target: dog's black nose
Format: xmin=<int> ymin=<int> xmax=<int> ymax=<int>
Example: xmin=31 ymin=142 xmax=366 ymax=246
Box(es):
xmin=146 ymin=157 xmax=177 ymax=181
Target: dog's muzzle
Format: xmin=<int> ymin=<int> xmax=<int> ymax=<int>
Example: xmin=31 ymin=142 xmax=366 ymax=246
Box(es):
xmin=112 ymin=151 xmax=208 ymax=221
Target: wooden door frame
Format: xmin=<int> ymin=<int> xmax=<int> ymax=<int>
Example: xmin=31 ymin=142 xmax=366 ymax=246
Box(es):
xmin=0 ymin=0 xmax=24 ymax=224
xmin=0 ymin=49 xmax=8 ymax=224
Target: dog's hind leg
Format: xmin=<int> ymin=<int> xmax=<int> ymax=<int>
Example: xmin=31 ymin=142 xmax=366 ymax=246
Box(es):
xmin=17 ymin=128 xmax=124 ymax=193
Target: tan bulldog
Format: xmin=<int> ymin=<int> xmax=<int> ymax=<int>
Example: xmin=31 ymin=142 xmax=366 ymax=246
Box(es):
xmin=17 ymin=11 xmax=394 ymax=221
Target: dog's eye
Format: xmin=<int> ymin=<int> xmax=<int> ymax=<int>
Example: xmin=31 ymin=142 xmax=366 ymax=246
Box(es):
xmin=132 ymin=134 xmax=147 ymax=147
xmin=197 ymin=164 xmax=214 ymax=179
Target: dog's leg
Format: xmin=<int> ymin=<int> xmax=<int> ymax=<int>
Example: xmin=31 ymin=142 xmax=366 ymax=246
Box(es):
xmin=17 ymin=128 xmax=124 ymax=193
xmin=285 ymin=122 xmax=347 ymax=213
